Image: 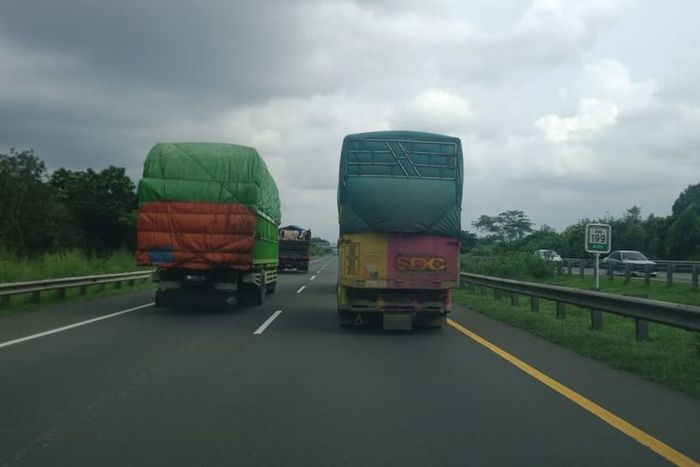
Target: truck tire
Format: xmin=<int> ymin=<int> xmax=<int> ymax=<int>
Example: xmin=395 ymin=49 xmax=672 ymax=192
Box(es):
xmin=255 ymin=280 xmax=266 ymax=305
xmin=155 ymin=290 xmax=167 ymax=308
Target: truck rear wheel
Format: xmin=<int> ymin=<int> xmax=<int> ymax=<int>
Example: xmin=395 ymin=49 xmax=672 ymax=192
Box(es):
xmin=255 ymin=280 xmax=266 ymax=305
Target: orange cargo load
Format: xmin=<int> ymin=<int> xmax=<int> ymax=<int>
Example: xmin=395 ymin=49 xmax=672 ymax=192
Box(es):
xmin=136 ymin=201 xmax=256 ymax=270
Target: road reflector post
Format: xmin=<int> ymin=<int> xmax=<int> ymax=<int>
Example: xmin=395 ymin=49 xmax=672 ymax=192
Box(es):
xmin=510 ymin=292 xmax=519 ymax=307
xmin=79 ymin=285 xmax=88 ymax=295
xmin=635 ymin=319 xmax=649 ymax=341
xmin=57 ymin=288 xmax=66 ymax=300
xmin=624 ymin=264 xmax=631 ymax=284
xmin=530 ymin=296 xmax=539 ymax=312
xmin=591 ymin=309 xmax=603 ymax=330
xmin=693 ymin=266 xmax=699 ymax=292
xmin=666 ymin=264 xmax=674 ymax=288
xmin=556 ymin=302 xmax=566 ymax=319
xmin=567 ymin=260 xmax=572 ymax=276
xmin=644 ymin=264 xmax=651 ymax=287
xmin=31 ymin=291 xmax=40 ymax=303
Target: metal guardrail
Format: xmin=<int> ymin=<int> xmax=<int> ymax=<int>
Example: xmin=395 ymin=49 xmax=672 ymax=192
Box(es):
xmin=460 ymin=272 xmax=700 ymax=339
xmin=0 ymin=271 xmax=152 ymax=306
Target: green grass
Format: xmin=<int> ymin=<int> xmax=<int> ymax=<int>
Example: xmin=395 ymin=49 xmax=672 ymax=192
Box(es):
xmin=0 ymin=250 xmax=147 ymax=283
xmin=0 ymin=250 xmax=153 ymax=317
xmin=453 ymin=287 xmax=700 ymax=399
xmin=540 ymin=274 xmax=700 ymax=307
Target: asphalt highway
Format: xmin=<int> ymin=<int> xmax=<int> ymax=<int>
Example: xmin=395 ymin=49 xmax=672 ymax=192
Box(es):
xmin=1 ymin=257 xmax=699 ymax=466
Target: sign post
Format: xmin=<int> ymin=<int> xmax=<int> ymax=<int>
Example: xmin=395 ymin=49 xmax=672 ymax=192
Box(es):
xmin=585 ymin=223 xmax=611 ymax=290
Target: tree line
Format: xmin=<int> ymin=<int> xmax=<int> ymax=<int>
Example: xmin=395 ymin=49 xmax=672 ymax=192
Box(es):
xmin=0 ymin=149 xmax=137 ymax=256
xmin=462 ymin=184 xmax=700 ymax=260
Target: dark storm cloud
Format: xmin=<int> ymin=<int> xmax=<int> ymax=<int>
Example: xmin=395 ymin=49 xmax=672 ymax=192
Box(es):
xmin=0 ymin=0 xmax=320 ymax=106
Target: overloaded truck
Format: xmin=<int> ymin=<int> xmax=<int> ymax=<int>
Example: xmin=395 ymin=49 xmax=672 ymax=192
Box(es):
xmin=136 ymin=143 xmax=281 ymax=307
xmin=337 ymin=131 xmax=463 ymax=330
xmin=278 ymin=225 xmax=312 ymax=272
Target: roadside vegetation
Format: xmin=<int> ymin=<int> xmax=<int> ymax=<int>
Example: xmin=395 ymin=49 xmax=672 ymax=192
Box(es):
xmin=0 ymin=249 xmax=153 ymax=317
xmin=0 ymin=250 xmax=145 ymax=283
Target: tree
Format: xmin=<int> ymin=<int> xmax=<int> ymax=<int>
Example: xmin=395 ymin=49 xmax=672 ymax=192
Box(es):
xmin=668 ymin=203 xmax=700 ymax=259
xmin=672 ymin=184 xmax=700 ymax=217
xmin=0 ymin=149 xmax=59 ymax=255
xmin=472 ymin=210 xmax=534 ymax=243
xmin=50 ymin=166 xmax=137 ymax=252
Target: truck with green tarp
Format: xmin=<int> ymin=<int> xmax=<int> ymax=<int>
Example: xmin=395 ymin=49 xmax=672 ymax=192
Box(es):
xmin=136 ymin=142 xmax=281 ymax=307
xmin=337 ymin=130 xmax=463 ymax=330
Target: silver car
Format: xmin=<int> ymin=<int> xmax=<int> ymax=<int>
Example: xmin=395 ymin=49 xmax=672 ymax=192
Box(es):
xmin=602 ymin=250 xmax=657 ymax=276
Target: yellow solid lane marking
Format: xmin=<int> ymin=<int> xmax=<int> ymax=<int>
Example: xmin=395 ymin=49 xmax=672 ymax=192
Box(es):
xmin=447 ymin=318 xmax=699 ymax=467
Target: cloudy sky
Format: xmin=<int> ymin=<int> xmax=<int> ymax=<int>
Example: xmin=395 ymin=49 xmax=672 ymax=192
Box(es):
xmin=2 ymin=0 xmax=699 ymax=241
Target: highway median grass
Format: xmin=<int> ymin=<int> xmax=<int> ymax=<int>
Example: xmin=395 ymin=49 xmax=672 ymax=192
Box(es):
xmin=452 ymin=286 xmax=700 ymax=399
xmin=0 ymin=250 xmax=154 ymax=317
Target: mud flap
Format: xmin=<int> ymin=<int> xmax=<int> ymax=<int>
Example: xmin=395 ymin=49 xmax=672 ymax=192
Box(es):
xmin=382 ymin=313 xmax=413 ymax=331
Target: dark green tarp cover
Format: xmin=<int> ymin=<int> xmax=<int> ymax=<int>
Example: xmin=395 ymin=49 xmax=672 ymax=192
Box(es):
xmin=138 ymin=143 xmax=281 ymax=223
xmin=338 ymin=131 xmax=463 ymax=237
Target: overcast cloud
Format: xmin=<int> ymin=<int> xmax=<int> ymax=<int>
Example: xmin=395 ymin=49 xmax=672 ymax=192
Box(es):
xmin=1 ymin=0 xmax=699 ymax=240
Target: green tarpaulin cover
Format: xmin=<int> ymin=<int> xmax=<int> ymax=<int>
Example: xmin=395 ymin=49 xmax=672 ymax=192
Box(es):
xmin=138 ymin=142 xmax=281 ymax=224
xmin=338 ymin=131 xmax=463 ymax=237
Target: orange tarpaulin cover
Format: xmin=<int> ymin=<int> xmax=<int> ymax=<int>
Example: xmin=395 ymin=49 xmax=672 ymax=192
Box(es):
xmin=136 ymin=201 xmax=256 ymax=270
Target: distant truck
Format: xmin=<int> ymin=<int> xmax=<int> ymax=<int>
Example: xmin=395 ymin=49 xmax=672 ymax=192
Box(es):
xmin=278 ymin=225 xmax=312 ymax=272
xmin=136 ymin=143 xmax=281 ymax=307
xmin=337 ymin=131 xmax=463 ymax=330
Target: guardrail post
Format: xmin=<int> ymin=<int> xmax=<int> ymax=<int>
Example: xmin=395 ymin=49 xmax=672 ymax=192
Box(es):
xmin=530 ymin=297 xmax=539 ymax=312
xmin=115 ymin=280 xmax=122 ymax=289
xmin=57 ymin=288 xmax=66 ymax=300
xmin=579 ymin=260 xmax=585 ymax=279
xmin=510 ymin=292 xmax=519 ymax=307
xmin=692 ymin=266 xmax=698 ymax=292
xmin=556 ymin=302 xmax=566 ymax=319
xmin=590 ymin=309 xmax=603 ymax=330
xmin=624 ymin=264 xmax=631 ymax=284
xmin=645 ymin=264 xmax=651 ymax=287
xmin=635 ymin=319 xmax=649 ymax=341
xmin=557 ymin=262 xmax=563 ymax=275
xmin=494 ymin=289 xmax=502 ymax=300
xmin=79 ymin=285 xmax=88 ymax=295
xmin=666 ymin=264 xmax=674 ymax=288
xmin=0 ymin=295 xmax=9 ymax=308
xmin=567 ymin=260 xmax=572 ymax=276
xmin=480 ymin=286 xmax=486 ymax=296
xmin=98 ymin=283 xmax=106 ymax=292
xmin=466 ymin=283 xmax=474 ymax=294
xmin=31 ymin=291 xmax=40 ymax=303
xmin=128 ymin=279 xmax=135 ymax=287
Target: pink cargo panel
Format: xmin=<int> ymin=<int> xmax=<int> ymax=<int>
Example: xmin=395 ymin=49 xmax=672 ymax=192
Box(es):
xmin=387 ymin=234 xmax=460 ymax=288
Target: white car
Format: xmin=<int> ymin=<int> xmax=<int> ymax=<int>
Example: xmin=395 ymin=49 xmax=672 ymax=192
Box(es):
xmin=535 ymin=249 xmax=563 ymax=262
